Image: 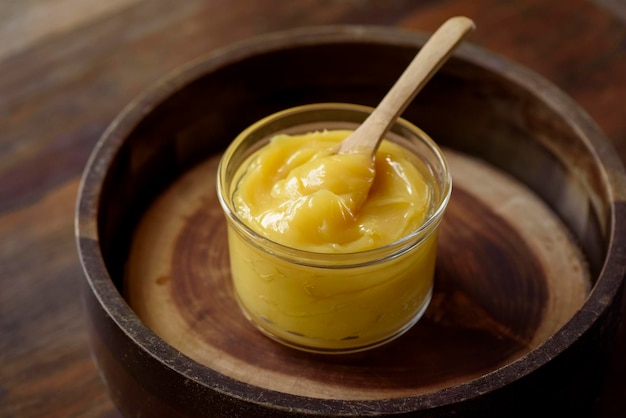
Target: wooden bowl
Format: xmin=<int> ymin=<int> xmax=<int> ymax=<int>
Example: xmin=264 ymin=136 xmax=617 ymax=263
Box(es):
xmin=76 ymin=26 xmax=626 ymax=417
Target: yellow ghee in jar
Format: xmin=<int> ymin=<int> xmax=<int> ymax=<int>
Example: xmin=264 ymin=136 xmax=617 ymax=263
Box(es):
xmin=228 ymin=129 xmax=438 ymax=351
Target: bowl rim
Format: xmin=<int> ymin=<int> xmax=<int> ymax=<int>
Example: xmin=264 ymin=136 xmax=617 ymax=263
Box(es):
xmin=75 ymin=24 xmax=626 ymax=414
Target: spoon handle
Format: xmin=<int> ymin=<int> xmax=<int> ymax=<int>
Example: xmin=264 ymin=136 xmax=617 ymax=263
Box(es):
xmin=338 ymin=16 xmax=475 ymax=155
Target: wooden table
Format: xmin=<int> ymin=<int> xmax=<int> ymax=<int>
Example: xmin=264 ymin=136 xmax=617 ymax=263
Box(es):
xmin=1 ymin=0 xmax=625 ymax=416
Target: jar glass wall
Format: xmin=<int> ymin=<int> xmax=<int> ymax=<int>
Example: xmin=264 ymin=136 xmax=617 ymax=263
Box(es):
xmin=217 ymin=103 xmax=451 ymax=354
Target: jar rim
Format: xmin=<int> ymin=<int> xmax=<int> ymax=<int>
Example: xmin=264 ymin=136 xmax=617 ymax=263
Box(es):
xmin=216 ymin=102 xmax=452 ymax=267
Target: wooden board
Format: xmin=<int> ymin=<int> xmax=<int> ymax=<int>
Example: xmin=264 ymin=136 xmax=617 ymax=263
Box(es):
xmin=125 ymin=148 xmax=589 ymax=400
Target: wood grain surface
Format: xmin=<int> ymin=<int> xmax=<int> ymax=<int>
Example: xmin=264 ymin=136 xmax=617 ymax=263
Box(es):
xmin=124 ymin=149 xmax=589 ymax=400
xmin=1 ymin=0 xmax=626 ymax=417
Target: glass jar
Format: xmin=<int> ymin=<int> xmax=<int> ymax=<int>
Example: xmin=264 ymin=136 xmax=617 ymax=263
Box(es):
xmin=217 ymin=103 xmax=451 ymax=354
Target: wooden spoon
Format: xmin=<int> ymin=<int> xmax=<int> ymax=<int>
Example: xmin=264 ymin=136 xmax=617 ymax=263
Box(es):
xmin=338 ymin=16 xmax=475 ymax=156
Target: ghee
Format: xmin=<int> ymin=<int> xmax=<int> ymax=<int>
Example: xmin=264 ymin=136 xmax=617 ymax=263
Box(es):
xmin=218 ymin=104 xmax=450 ymax=353
xmin=232 ymin=130 xmax=431 ymax=252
